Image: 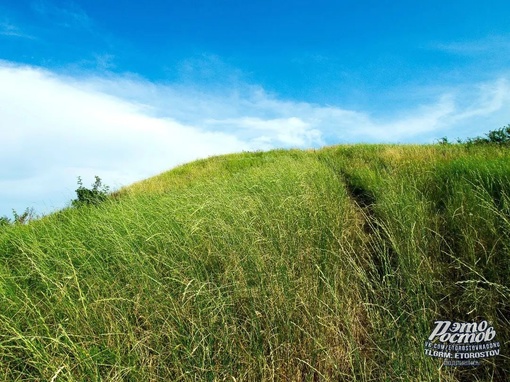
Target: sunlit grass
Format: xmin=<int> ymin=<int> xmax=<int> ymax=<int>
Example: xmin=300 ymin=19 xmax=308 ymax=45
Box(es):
xmin=0 ymin=144 xmax=508 ymax=380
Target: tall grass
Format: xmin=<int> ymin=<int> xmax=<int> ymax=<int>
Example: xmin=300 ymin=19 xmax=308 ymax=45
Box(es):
xmin=319 ymin=144 xmax=509 ymax=381
xmin=0 ymin=151 xmax=373 ymax=380
xmin=0 ymin=145 xmax=508 ymax=380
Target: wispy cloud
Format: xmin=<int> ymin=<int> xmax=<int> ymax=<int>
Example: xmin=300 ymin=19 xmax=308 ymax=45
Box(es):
xmin=1 ymin=61 xmax=510 ymax=216
xmin=0 ymin=21 xmax=34 ymax=39
xmin=449 ymin=79 xmax=510 ymax=122
xmin=31 ymin=1 xmax=92 ymax=29
xmin=432 ymin=35 xmax=510 ymax=55
xmin=205 ymin=117 xmax=322 ymax=148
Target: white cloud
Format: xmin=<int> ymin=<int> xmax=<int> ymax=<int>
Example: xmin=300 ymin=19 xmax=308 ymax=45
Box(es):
xmin=205 ymin=117 xmax=322 ymax=148
xmin=1 ymin=61 xmax=510 ymax=217
xmin=0 ymin=63 xmax=251 ymax=216
xmin=92 ymin=74 xmax=509 ymax=144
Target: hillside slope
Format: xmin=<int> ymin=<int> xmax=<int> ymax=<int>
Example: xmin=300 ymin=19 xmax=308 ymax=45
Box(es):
xmin=0 ymin=145 xmax=509 ymax=381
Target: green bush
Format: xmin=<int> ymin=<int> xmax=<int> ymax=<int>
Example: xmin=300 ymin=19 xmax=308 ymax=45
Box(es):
xmin=72 ymin=176 xmax=110 ymax=207
xmin=465 ymin=124 xmax=510 ymax=146
xmin=438 ymin=124 xmax=510 ymax=146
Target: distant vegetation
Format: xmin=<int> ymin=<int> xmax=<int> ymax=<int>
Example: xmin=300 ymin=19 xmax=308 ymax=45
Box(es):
xmin=439 ymin=124 xmax=510 ymax=146
xmin=1 ymin=176 xmax=109 ymax=228
xmin=0 ymin=129 xmax=508 ymax=380
xmin=0 ymin=207 xmax=36 ymax=226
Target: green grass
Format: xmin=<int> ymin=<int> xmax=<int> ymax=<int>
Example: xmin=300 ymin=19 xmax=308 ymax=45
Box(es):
xmin=0 ymin=145 xmax=509 ymax=381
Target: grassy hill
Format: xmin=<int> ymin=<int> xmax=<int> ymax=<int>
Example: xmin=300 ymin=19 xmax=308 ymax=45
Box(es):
xmin=0 ymin=144 xmax=509 ymax=381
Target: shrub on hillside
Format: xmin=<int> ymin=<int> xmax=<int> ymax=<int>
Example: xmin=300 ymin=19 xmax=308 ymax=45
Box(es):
xmin=465 ymin=124 xmax=510 ymax=146
xmin=12 ymin=207 xmax=36 ymax=224
xmin=72 ymin=176 xmax=110 ymax=207
xmin=0 ymin=208 xmax=36 ymax=228
xmin=438 ymin=124 xmax=510 ymax=146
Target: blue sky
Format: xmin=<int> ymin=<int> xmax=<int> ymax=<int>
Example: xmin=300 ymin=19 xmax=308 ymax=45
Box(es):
xmin=1 ymin=0 xmax=510 ymax=217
